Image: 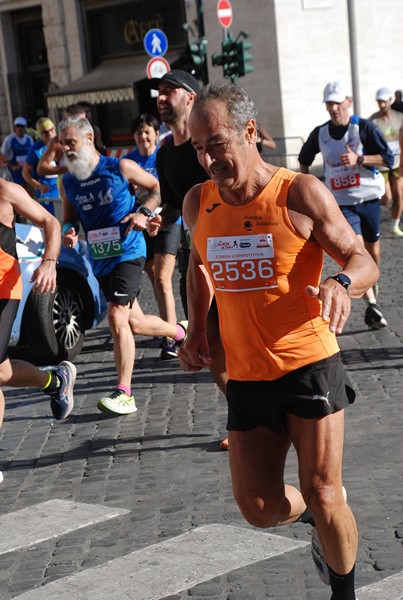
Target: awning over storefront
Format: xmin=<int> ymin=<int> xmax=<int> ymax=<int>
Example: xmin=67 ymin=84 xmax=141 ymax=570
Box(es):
xmin=46 ymin=53 xmax=179 ymax=109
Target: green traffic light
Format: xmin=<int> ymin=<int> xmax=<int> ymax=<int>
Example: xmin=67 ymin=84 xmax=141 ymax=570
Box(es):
xmin=236 ymin=39 xmax=254 ymax=77
xmin=188 ymin=42 xmax=205 ymax=66
xmin=212 ymin=53 xmax=224 ymax=66
xmin=211 ymin=33 xmax=254 ymax=81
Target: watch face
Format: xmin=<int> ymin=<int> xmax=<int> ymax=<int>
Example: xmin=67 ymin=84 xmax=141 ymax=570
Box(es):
xmin=337 ymin=273 xmax=351 ymax=288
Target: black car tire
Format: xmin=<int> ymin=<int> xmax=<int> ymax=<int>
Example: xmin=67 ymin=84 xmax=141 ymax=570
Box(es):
xmin=21 ymin=282 xmax=85 ymax=365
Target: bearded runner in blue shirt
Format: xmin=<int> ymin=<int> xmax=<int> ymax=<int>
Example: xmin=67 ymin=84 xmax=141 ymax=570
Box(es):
xmin=59 ymin=117 xmax=187 ymax=415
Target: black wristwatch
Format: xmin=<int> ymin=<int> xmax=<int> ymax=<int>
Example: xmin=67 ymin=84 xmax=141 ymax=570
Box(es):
xmin=137 ymin=205 xmax=152 ymax=218
xmin=328 ymin=273 xmax=351 ymax=292
xmin=356 ymin=155 xmax=364 ymax=166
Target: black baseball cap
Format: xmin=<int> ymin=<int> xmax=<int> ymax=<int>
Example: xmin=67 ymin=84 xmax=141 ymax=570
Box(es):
xmin=149 ymin=69 xmax=200 ymax=94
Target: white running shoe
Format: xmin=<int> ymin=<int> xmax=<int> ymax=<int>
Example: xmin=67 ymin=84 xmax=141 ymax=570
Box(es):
xmin=391 ymin=226 xmax=403 ymax=237
xmin=97 ymin=389 xmax=137 ymax=415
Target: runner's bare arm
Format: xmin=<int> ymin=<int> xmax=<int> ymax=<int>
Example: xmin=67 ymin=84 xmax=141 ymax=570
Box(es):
xmin=59 ymin=179 xmax=80 ymax=248
xmin=37 ymin=137 xmax=67 ymax=176
xmin=22 ymin=162 xmax=49 ymax=195
xmin=120 ymin=158 xmax=161 ymax=233
xmin=340 ymin=144 xmax=387 ymax=167
xmin=287 ymin=173 xmax=378 ymax=334
xmin=178 ymin=184 xmax=214 ymax=372
xmin=0 ymin=180 xmax=60 ymax=293
xmin=120 ymin=158 xmax=160 ymax=211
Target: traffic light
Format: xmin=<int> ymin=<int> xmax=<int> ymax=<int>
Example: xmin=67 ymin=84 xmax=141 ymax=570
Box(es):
xmin=211 ymin=34 xmax=253 ymax=82
xmin=236 ymin=39 xmax=254 ymax=77
xmin=222 ymin=38 xmax=239 ymax=80
xmin=185 ymin=38 xmax=208 ymax=82
xmin=188 ymin=41 xmax=205 ymax=68
xmin=212 ymin=38 xmax=239 ymax=82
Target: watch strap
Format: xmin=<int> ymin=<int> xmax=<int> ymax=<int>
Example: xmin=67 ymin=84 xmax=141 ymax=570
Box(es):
xmin=137 ymin=205 xmax=152 ymax=217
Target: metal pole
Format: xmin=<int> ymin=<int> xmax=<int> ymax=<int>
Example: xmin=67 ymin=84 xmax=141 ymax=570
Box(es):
xmin=347 ymin=0 xmax=361 ymax=114
xmin=196 ymin=0 xmax=209 ymax=84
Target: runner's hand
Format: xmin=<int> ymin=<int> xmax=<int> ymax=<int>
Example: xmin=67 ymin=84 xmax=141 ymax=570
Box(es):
xmin=31 ymin=261 xmax=57 ymax=294
xmin=121 ymin=212 xmax=147 ymax=234
xmin=146 ymin=215 xmax=163 ymax=237
xmin=62 ymin=227 xmax=78 ymax=249
xmin=178 ymin=333 xmax=212 ymax=372
xmin=305 ymin=279 xmax=351 ymax=334
xmin=340 ymin=144 xmax=358 ymax=166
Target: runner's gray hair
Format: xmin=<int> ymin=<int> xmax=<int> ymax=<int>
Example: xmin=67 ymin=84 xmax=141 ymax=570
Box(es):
xmin=58 ymin=116 xmax=94 ymax=137
xmin=194 ymin=83 xmax=258 ymax=134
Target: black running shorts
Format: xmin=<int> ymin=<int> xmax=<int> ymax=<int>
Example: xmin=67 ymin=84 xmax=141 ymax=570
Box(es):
xmin=143 ymin=222 xmax=181 ymax=261
xmin=226 ymin=353 xmax=355 ymax=434
xmin=96 ymin=258 xmax=145 ymax=307
xmin=0 ymin=298 xmax=20 ymax=363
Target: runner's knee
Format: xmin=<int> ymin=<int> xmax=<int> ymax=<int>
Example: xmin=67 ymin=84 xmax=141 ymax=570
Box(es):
xmin=301 ymin=482 xmax=342 ymax=522
xmin=234 ymin=490 xmax=284 ymax=528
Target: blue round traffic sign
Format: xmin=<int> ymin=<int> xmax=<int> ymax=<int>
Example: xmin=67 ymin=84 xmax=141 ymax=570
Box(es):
xmin=143 ymin=29 xmax=168 ymax=58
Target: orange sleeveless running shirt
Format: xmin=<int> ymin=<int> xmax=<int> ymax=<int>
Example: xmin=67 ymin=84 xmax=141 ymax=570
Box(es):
xmin=193 ymin=167 xmax=339 ymax=381
xmin=0 ymin=223 xmax=22 ymax=300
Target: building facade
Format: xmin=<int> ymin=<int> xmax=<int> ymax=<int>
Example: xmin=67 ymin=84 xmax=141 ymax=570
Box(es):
xmin=1 ymin=0 xmax=403 ymax=166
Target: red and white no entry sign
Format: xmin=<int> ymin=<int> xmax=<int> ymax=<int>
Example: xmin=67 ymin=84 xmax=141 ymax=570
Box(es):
xmin=217 ymin=0 xmax=233 ymax=29
xmin=146 ymin=56 xmax=170 ymax=79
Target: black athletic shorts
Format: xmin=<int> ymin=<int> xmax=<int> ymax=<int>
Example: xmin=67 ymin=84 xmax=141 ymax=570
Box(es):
xmin=0 ymin=298 xmax=20 ymax=363
xmin=226 ymin=352 xmax=355 ymax=434
xmin=96 ymin=258 xmax=145 ymax=307
xmin=144 ymin=222 xmax=181 ymax=261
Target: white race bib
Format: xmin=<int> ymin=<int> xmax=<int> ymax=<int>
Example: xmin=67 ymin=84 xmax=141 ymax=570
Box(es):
xmin=327 ymin=164 xmax=361 ymax=191
xmin=88 ymin=226 xmax=123 ymax=259
xmin=206 ymin=234 xmax=278 ymax=292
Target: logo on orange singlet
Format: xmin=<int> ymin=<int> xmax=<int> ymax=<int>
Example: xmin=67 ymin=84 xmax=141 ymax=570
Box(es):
xmin=206 ymin=203 xmax=221 ymax=213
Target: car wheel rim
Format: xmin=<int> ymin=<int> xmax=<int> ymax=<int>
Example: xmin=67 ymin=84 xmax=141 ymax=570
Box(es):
xmin=53 ymin=288 xmax=82 ymax=350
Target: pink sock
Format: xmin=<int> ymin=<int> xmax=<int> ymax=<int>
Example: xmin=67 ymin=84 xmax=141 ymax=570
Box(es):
xmin=117 ymin=384 xmax=131 ymax=396
xmin=174 ymin=323 xmax=186 ymax=342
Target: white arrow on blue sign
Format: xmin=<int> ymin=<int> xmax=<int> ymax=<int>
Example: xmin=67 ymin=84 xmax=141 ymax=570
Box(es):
xmin=143 ymin=28 xmax=168 ymax=58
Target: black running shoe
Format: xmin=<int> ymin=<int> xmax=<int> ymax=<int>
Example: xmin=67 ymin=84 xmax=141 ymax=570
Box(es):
xmin=49 ymin=361 xmax=76 ymax=419
xmin=364 ymin=304 xmax=387 ymax=330
xmin=160 ymin=337 xmax=178 ymax=360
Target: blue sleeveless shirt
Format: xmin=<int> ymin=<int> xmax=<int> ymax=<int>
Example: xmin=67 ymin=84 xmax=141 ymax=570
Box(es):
xmin=62 ymin=155 xmax=146 ymax=276
xmin=8 ymin=134 xmax=33 ymax=184
xmin=26 ymin=140 xmax=59 ymax=199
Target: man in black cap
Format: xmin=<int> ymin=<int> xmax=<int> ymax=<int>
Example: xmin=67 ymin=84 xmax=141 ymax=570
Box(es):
xmin=149 ymin=70 xmax=228 ymax=415
xmin=149 ymin=70 xmax=207 ymax=316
